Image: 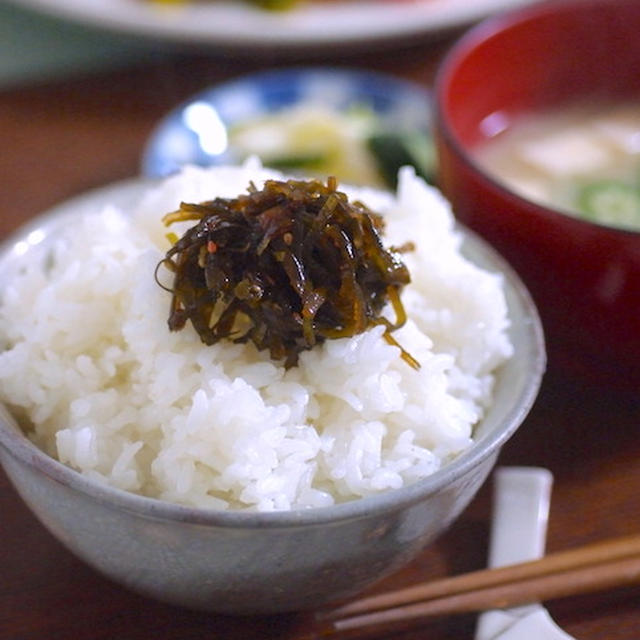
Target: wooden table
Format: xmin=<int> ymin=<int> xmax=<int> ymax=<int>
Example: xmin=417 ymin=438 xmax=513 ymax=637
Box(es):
xmin=1 ymin=30 xmax=639 ymax=640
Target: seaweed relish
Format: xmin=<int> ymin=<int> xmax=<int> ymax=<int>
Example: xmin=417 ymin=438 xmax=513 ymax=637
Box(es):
xmin=157 ymin=177 xmax=417 ymax=368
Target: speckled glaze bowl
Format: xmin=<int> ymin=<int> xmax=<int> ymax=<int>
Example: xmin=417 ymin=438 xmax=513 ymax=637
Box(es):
xmin=0 ymin=179 xmax=545 ymax=614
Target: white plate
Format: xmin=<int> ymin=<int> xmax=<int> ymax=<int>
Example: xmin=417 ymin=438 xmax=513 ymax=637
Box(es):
xmin=7 ymin=0 xmax=539 ymax=49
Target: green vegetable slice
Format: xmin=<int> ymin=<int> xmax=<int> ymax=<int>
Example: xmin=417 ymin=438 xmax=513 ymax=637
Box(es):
xmin=577 ymin=180 xmax=640 ymax=230
xmin=260 ymin=152 xmax=328 ymax=170
xmin=367 ymin=131 xmax=436 ymax=188
xmin=253 ymin=0 xmax=300 ymax=9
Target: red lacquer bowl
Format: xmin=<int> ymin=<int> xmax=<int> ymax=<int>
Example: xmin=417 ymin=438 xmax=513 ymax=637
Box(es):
xmin=435 ymin=0 xmax=640 ymax=391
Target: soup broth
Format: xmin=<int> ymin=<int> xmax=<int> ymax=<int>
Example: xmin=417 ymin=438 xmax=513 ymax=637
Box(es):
xmin=476 ymin=101 xmax=640 ymax=231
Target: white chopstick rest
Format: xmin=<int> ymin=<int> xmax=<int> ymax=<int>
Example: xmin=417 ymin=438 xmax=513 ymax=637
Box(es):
xmin=475 ymin=466 xmax=576 ymax=640
xmin=488 ymin=466 xmax=552 ymax=567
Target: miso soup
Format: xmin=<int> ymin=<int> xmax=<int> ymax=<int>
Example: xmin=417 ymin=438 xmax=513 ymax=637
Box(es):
xmin=476 ymin=101 xmax=640 ymax=231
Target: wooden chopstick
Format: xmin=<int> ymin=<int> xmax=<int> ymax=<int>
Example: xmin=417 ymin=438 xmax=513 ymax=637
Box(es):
xmin=307 ymin=534 xmax=640 ymax=637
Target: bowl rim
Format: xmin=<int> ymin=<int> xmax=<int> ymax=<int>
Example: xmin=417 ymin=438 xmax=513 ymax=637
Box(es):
xmin=0 ymin=176 xmax=545 ymax=529
xmin=433 ymin=0 xmax=640 ymax=238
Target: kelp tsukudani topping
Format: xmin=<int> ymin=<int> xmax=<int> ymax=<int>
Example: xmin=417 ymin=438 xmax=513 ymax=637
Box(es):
xmin=156 ymin=177 xmax=417 ymax=368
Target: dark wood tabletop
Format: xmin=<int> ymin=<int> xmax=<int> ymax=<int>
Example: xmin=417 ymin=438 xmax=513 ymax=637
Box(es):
xmin=1 ymin=23 xmax=639 ymax=640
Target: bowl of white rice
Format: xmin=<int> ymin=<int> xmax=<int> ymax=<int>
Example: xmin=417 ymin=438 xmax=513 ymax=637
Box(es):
xmin=0 ymin=161 xmax=544 ymax=614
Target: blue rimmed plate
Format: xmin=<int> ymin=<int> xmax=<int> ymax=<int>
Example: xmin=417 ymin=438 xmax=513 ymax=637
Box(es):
xmin=141 ymin=67 xmax=433 ymax=184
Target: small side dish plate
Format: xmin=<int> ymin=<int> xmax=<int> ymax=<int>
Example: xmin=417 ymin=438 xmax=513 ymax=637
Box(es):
xmin=141 ymin=67 xmax=432 ymax=180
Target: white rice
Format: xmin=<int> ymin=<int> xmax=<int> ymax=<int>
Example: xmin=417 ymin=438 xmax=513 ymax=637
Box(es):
xmin=0 ymin=161 xmax=513 ymax=511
